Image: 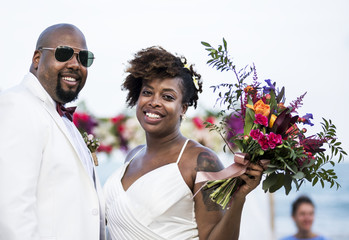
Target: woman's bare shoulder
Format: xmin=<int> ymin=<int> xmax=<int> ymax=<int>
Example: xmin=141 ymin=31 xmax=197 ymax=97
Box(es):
xmin=186 ymin=140 xmax=224 ymax=172
xmin=124 ymin=144 xmax=146 ymax=163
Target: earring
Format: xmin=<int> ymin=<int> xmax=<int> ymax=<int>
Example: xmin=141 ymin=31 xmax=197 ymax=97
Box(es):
xmin=181 ymin=114 xmax=187 ymax=121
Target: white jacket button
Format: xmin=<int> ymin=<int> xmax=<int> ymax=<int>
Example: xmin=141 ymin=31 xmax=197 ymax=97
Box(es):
xmin=92 ymin=208 xmax=99 ymax=215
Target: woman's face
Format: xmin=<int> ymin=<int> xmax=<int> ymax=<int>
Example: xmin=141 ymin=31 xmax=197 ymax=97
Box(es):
xmin=136 ymin=77 xmax=187 ymax=138
xmin=293 ymin=203 xmax=315 ymax=233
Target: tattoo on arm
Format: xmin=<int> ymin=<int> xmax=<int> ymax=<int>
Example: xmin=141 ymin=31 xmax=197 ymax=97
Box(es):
xmin=195 ymin=152 xmax=224 ymax=211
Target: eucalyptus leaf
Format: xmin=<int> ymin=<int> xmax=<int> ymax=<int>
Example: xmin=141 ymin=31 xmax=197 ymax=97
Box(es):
xmin=269 ymin=174 xmax=285 ymax=193
xmin=292 ymin=171 xmax=305 ymax=179
xmin=284 ymin=174 xmax=293 ymax=195
xmin=262 ymin=173 xmax=278 ymax=191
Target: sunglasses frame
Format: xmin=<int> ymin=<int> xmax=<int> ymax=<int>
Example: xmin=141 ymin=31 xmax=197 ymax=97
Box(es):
xmin=38 ymin=45 xmax=95 ymax=68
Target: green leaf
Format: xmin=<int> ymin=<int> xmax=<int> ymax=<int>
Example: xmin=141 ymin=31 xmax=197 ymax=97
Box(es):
xmin=262 ymin=173 xmax=278 ymax=192
xmin=269 ymin=89 xmax=277 ymax=113
xmin=276 ymin=87 xmax=285 ymax=103
xmin=292 ymin=171 xmax=305 ymax=179
xmin=284 ymin=174 xmax=293 ymax=195
xmin=201 ymin=41 xmax=212 ymax=47
xmin=264 ymin=168 xmax=277 ymax=174
xmin=244 ymin=98 xmax=255 ymax=136
xmin=269 ymin=174 xmax=285 ymax=193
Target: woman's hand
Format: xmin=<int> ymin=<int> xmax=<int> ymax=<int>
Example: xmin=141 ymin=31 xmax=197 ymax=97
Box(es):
xmin=234 ymin=163 xmax=264 ymax=199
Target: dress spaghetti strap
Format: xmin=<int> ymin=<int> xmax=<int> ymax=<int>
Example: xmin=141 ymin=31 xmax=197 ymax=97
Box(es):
xmin=176 ymin=139 xmax=189 ymax=164
xmin=128 ymin=146 xmax=145 ymax=164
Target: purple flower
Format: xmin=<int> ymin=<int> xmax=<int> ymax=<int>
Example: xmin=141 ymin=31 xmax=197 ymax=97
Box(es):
xmin=263 ymin=79 xmax=276 ymax=94
xmin=226 ymin=114 xmax=244 ymax=147
xmin=250 ymin=129 xmax=264 ymax=140
xmin=254 ymin=114 xmax=268 ymax=127
xmin=227 ymin=114 xmax=244 ymax=136
xmin=301 ymin=113 xmax=314 ymax=126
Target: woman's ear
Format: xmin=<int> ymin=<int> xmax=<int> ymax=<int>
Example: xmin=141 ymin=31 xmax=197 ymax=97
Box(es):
xmin=180 ymin=104 xmax=188 ymax=121
xmin=182 ymin=103 xmax=188 ymax=115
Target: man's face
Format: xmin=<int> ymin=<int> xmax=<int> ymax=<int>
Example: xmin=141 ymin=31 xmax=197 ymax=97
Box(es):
xmin=293 ymin=203 xmax=315 ymax=233
xmin=33 ymin=28 xmax=88 ymax=103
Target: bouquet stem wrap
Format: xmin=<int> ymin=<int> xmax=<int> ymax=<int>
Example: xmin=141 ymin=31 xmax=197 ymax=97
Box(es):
xmin=194 ymin=153 xmax=269 ymax=209
xmin=195 ymin=153 xmax=250 ymax=184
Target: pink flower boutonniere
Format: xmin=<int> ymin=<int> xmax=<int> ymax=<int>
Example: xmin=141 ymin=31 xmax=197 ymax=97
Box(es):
xmin=82 ymin=132 xmax=100 ymax=166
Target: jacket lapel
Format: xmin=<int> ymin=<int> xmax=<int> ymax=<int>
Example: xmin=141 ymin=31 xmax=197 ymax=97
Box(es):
xmin=22 ymin=73 xmax=96 ymax=187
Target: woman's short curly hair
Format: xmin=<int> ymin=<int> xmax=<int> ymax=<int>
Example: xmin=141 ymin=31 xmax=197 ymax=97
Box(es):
xmin=122 ymin=46 xmax=202 ymax=108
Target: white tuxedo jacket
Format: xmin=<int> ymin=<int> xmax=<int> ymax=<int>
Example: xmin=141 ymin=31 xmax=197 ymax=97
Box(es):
xmin=0 ymin=73 xmax=106 ymax=240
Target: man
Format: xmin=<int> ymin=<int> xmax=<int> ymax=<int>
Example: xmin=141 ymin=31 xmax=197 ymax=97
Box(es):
xmin=0 ymin=24 xmax=105 ymax=240
xmin=280 ymin=195 xmax=329 ymax=240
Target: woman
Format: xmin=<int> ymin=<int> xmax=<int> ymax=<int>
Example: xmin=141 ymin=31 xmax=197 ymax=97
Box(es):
xmin=281 ymin=196 xmax=329 ymax=240
xmin=104 ymin=46 xmax=263 ymax=240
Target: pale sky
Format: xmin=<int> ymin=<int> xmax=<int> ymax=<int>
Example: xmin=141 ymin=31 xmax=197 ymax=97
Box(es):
xmin=1 ymin=0 xmax=348 ymax=157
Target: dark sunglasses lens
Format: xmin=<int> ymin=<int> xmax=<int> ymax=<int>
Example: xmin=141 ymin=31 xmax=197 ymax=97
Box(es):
xmin=55 ymin=47 xmax=74 ymax=62
xmin=79 ymin=51 xmax=94 ymax=67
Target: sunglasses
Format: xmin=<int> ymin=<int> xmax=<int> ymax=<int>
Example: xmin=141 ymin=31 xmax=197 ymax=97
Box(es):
xmin=38 ymin=46 xmax=95 ymax=68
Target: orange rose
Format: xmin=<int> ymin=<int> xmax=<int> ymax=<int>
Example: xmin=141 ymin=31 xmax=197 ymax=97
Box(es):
xmin=253 ymin=100 xmax=270 ymax=117
xmin=244 ymin=86 xmax=253 ymax=92
xmin=244 ymin=85 xmax=257 ymax=95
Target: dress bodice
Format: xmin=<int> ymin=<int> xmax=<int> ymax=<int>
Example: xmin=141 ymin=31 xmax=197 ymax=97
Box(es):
xmin=104 ymin=139 xmax=199 ymax=240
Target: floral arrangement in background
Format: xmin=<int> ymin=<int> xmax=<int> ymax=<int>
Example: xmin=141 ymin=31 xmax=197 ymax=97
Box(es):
xmin=198 ymin=39 xmax=347 ymax=209
xmin=73 ymin=109 xmax=224 ymax=155
xmin=181 ymin=112 xmax=223 ymax=153
xmin=73 ymin=112 xmax=98 ymax=135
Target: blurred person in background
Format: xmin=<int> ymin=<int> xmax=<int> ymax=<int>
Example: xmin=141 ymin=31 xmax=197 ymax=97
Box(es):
xmin=281 ymin=195 xmax=329 ymax=240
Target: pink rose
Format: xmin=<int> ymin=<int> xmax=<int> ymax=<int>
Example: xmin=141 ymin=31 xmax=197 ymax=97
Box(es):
xmin=250 ymin=129 xmax=263 ymax=140
xmin=267 ymin=132 xmax=283 ymax=149
xmin=258 ymin=135 xmax=269 ymax=150
xmin=254 ymin=114 xmax=269 ymax=127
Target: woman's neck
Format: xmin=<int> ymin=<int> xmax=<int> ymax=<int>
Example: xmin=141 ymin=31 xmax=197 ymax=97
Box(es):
xmin=145 ymin=132 xmax=186 ymax=152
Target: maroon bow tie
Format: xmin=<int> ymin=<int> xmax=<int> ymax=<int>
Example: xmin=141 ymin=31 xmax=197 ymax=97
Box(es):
xmin=55 ymin=102 xmax=77 ymax=122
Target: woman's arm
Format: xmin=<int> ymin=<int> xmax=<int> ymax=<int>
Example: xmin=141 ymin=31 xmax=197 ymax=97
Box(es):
xmin=193 ymin=150 xmax=263 ymax=240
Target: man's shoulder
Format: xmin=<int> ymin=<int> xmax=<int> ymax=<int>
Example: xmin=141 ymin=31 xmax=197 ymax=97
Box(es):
xmin=280 ymin=236 xmax=296 ymax=240
xmin=0 ymin=83 xmax=39 ymax=109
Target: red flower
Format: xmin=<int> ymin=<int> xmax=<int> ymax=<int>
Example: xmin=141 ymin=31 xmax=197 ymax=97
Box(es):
xmin=250 ymin=129 xmax=263 ymax=140
xmin=192 ymin=117 xmax=204 ymax=129
xmin=254 ymin=114 xmax=268 ymax=127
xmin=206 ymin=116 xmax=215 ymax=124
xmin=267 ymin=132 xmax=283 ymax=149
xmin=73 ymin=112 xmax=97 ymax=134
xmin=300 ymin=136 xmax=326 ymax=154
xmin=258 ymin=135 xmax=269 ymax=151
xmin=111 ymin=114 xmax=125 ymax=124
xmin=97 ymin=144 xmax=113 ymax=154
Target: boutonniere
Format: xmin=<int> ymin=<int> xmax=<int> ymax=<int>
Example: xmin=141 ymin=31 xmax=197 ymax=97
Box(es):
xmin=82 ymin=132 xmax=100 ymax=166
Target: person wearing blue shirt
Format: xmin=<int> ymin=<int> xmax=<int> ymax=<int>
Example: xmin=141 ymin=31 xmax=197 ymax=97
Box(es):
xmin=281 ymin=196 xmax=329 ymax=240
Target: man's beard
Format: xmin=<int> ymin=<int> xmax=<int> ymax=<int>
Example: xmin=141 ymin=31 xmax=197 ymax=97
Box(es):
xmin=56 ymin=80 xmax=82 ymax=103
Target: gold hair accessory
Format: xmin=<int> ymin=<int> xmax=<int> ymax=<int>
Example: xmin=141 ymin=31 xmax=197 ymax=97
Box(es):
xmin=192 ymin=76 xmax=199 ymax=90
xmin=183 ymin=63 xmax=199 ymax=90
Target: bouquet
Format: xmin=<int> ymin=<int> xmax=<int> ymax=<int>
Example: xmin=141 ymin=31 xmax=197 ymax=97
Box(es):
xmin=197 ymin=39 xmax=347 ymax=209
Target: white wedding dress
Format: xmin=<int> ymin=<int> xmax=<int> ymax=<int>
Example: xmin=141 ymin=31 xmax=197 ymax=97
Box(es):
xmin=104 ymin=139 xmax=199 ymax=240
